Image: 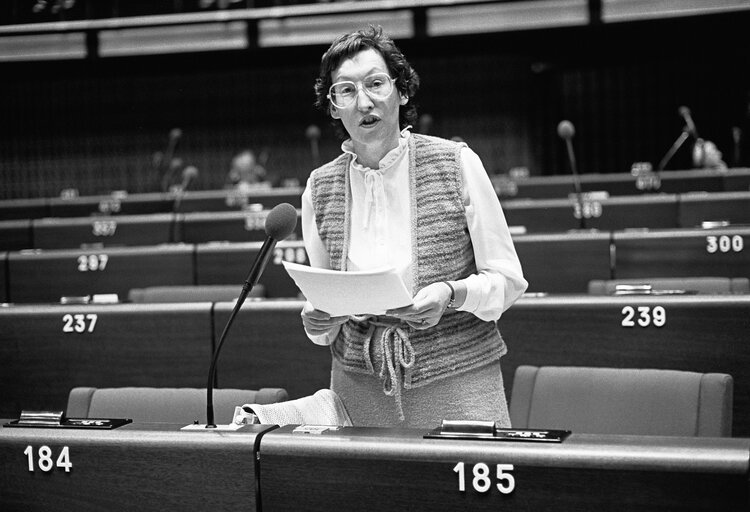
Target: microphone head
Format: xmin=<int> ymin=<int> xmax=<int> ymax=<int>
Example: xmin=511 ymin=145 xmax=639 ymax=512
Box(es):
xmin=678 ymin=106 xmax=691 ymax=118
xmin=305 ymin=124 xmax=321 ymax=140
xmin=557 ymin=120 xmax=575 ymax=139
xmin=182 ymin=165 xmax=199 ymax=180
xmin=170 ymin=128 xmax=183 ymax=140
xmin=265 ymin=203 xmax=298 ymax=241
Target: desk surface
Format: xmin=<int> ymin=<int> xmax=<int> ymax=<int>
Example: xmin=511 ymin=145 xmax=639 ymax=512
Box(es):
xmin=2 ymin=422 xmax=748 ymax=512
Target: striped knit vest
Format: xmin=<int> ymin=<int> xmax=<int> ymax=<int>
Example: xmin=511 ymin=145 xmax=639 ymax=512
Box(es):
xmin=309 ymin=133 xmax=506 ymax=389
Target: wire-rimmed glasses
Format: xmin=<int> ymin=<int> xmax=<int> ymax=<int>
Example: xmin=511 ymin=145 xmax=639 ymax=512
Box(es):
xmin=327 ymin=72 xmax=394 ymax=109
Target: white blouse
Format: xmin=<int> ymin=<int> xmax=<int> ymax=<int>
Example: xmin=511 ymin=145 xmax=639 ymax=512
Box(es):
xmin=301 ymin=130 xmax=528 ymax=345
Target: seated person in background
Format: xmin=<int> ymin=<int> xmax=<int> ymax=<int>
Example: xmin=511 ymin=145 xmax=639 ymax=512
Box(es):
xmin=225 ymin=149 xmax=270 ymax=190
xmin=692 ymin=139 xmax=727 ymax=170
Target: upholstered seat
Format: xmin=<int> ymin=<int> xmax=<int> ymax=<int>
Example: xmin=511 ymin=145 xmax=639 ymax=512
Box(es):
xmin=509 ymin=365 xmax=733 ymax=437
xmin=127 ymin=284 xmax=265 ymax=303
xmin=588 ymin=276 xmax=749 ymax=295
xmin=66 ymin=386 xmax=288 ymax=424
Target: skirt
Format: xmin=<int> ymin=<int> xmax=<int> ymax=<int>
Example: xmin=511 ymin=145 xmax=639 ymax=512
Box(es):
xmin=330 ymin=356 xmax=511 ymax=429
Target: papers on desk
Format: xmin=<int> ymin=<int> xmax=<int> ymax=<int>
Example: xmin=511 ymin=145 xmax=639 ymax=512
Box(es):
xmin=281 ymin=261 xmax=412 ymax=317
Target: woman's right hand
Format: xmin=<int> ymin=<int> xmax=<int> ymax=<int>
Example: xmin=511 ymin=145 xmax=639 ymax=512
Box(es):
xmin=301 ymin=301 xmax=349 ymax=336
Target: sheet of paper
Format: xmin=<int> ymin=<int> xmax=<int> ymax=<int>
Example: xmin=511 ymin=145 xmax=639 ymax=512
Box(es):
xmin=281 ymin=261 xmax=413 ymax=316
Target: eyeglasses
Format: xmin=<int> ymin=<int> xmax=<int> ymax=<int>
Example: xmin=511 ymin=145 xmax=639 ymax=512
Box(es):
xmin=327 ymin=72 xmax=394 ymax=109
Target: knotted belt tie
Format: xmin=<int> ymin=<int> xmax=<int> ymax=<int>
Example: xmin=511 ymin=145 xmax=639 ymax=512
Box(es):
xmin=368 ymin=317 xmax=415 ymax=421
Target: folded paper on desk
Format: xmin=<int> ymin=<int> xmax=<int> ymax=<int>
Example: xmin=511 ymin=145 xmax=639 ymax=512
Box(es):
xmin=281 ymin=261 xmax=412 ymax=316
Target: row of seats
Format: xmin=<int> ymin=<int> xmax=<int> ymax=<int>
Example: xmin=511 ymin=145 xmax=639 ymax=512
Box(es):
xmin=2 ymin=226 xmax=748 ymax=303
xmin=68 ymin=363 xmax=733 ymax=438
xmin=2 ymin=167 xmax=748 ymax=221
xmin=2 ymin=296 xmax=748 ymax=435
xmin=2 ymin=190 xmax=749 ymax=251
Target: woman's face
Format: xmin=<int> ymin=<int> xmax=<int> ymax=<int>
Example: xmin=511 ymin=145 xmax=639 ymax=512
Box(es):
xmin=329 ymin=48 xmax=406 ymax=153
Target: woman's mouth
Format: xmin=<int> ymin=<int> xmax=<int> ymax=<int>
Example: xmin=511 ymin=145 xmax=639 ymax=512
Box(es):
xmin=360 ymin=115 xmax=380 ymax=127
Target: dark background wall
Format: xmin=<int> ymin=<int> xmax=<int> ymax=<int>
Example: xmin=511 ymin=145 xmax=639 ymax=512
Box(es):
xmin=1 ymin=10 xmax=749 ymax=199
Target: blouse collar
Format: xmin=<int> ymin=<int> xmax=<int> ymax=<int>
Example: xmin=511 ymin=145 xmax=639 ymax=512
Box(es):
xmin=342 ymin=127 xmax=412 ymax=174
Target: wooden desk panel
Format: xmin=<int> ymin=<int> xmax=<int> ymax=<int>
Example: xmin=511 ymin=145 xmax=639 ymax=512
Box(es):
xmin=0 ymin=219 xmax=32 ymax=251
xmin=0 ymin=198 xmax=49 ymax=221
xmin=182 ymin=210 xmax=302 ymax=244
xmin=513 ymin=231 xmax=612 ymax=293
xmin=260 ymin=426 xmax=750 ymax=511
xmin=0 ymin=422 xmax=269 ymax=511
xmin=498 ymin=295 xmax=750 ymax=437
xmin=212 ymin=300 xmax=330 ymax=400
xmin=195 ymin=240 xmax=306 ymax=298
xmin=613 ymin=227 xmax=750 ymax=280
xmin=7 ymin=245 xmax=194 ymax=303
xmin=32 ymin=213 xmax=176 ymax=249
xmin=1 ymin=251 xmax=7 ymax=303
xmin=0 ymin=303 xmax=214 ymax=418
xmin=504 ymin=195 xmax=679 ymax=233
xmin=678 ymin=191 xmax=750 ymax=228
xmin=47 ymin=192 xmax=173 ymax=217
xmin=177 ymin=187 xmax=303 ymax=212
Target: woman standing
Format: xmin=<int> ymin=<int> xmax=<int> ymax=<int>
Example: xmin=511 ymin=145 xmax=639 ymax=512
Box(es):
xmin=300 ymin=25 xmax=527 ymax=428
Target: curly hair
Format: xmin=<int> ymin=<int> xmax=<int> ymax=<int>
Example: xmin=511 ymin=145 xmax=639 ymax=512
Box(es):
xmin=313 ymin=25 xmax=420 ymax=140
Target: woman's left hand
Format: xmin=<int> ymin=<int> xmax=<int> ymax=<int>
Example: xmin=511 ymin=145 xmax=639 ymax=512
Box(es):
xmin=386 ymin=282 xmax=452 ymax=330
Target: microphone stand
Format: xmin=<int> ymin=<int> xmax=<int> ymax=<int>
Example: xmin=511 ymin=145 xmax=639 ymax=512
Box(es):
xmin=657 ymin=129 xmax=690 ymax=172
xmin=563 ymin=137 xmax=586 ymax=230
xmin=205 ymin=236 xmax=276 ymax=428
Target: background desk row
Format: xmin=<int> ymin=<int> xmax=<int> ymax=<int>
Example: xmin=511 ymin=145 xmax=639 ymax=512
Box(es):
xmin=1 ymin=226 xmax=748 ymax=303
xmin=2 ymin=167 xmax=749 ymax=221
xmin=2 ymin=191 xmax=749 ymax=252
xmin=2 ymin=296 xmax=749 ymax=435
xmin=1 ymin=423 xmax=748 ymax=511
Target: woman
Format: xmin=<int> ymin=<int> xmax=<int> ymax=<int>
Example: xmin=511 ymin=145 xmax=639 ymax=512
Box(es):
xmin=300 ymin=25 xmax=527 ymax=428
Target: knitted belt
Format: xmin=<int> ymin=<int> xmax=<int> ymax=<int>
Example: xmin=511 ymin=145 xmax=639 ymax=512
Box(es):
xmin=367 ymin=317 xmax=415 ymax=421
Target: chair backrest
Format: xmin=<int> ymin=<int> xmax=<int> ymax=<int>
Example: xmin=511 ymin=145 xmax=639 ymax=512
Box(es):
xmin=127 ymin=284 xmax=265 ymax=303
xmin=66 ymin=386 xmax=288 ymax=424
xmin=588 ymin=276 xmax=750 ymax=295
xmin=509 ymin=365 xmax=733 ymax=437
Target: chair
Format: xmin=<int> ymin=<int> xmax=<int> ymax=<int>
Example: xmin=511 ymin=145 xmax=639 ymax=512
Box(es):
xmin=127 ymin=284 xmax=265 ymax=303
xmin=66 ymin=386 xmax=288 ymax=424
xmin=588 ymin=276 xmax=749 ymax=295
xmin=509 ymin=365 xmax=733 ymax=437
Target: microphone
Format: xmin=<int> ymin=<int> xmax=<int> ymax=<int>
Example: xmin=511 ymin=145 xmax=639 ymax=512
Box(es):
xmin=732 ymin=126 xmax=742 ymax=167
xmin=678 ymin=106 xmax=698 ymax=138
xmin=306 ymin=124 xmax=321 ymax=168
xmin=169 ymin=166 xmax=199 ymax=243
xmin=205 ymin=202 xmax=298 ymax=427
xmin=160 ymin=128 xmax=183 ymax=192
xmin=557 ymin=120 xmax=586 ymax=229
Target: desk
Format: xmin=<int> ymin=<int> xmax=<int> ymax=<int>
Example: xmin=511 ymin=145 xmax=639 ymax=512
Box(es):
xmin=499 ymin=295 xmax=750 ymax=437
xmin=260 ymin=426 xmax=750 ymax=511
xmin=212 ymin=300 xmax=331 ymax=400
xmin=0 ymin=197 xmax=49 ymax=221
xmin=32 ymin=213 xmax=176 ymax=249
xmin=195 ymin=240 xmax=306 ymax=298
xmin=0 ymin=219 xmax=32 ymax=251
xmin=182 ymin=210 xmax=302 ymax=244
xmin=503 ymin=194 xmax=679 ymax=233
xmin=613 ymin=226 xmax=750 ymax=280
xmin=0 ymin=302 xmax=214 ymax=418
xmin=678 ymin=191 xmax=750 ymax=228
xmin=6 ymin=245 xmax=194 ymax=303
xmin=0 ymin=422 xmax=271 ymax=511
xmin=47 ymin=192 xmax=173 ymax=217
xmin=177 ymin=187 xmax=303 ymax=212
xmin=513 ymin=231 xmax=612 ymax=293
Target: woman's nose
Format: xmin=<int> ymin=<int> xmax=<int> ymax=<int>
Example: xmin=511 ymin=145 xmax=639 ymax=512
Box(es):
xmin=356 ymin=86 xmax=374 ymax=110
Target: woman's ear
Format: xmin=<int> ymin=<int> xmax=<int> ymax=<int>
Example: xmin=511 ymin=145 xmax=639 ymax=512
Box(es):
xmin=330 ymin=104 xmax=341 ymax=119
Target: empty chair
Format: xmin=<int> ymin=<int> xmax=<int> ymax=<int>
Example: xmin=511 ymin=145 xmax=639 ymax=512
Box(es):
xmin=588 ymin=276 xmax=750 ymax=295
xmin=127 ymin=284 xmax=265 ymax=303
xmin=66 ymin=386 xmax=288 ymax=424
xmin=509 ymin=365 xmax=733 ymax=437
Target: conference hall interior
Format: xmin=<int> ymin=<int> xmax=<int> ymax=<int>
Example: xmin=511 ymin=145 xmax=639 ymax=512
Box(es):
xmin=2 ymin=1 xmax=750 ymax=510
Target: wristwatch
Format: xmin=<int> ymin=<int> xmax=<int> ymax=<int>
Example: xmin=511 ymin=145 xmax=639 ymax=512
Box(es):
xmin=444 ymin=282 xmax=456 ymax=309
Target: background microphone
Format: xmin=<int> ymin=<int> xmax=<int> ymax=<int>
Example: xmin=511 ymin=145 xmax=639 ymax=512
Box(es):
xmin=306 ymin=124 xmax=321 ymax=168
xmin=678 ymin=106 xmax=698 ymax=138
xmin=169 ymin=166 xmax=199 ymax=243
xmin=557 ymin=120 xmax=586 ymax=229
xmin=732 ymin=126 xmax=742 ymax=166
xmin=159 ymin=128 xmax=183 ymax=192
xmin=205 ymin=202 xmax=298 ymax=427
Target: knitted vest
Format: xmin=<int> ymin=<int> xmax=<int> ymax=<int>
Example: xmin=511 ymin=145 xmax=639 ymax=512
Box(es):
xmin=309 ymin=133 xmax=506 ymax=389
